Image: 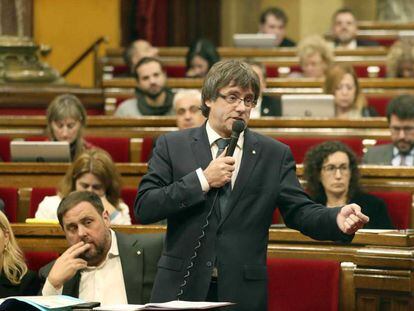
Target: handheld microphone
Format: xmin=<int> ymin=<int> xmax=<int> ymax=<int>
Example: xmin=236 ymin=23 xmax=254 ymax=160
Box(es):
xmin=225 ymin=120 xmax=245 ymax=156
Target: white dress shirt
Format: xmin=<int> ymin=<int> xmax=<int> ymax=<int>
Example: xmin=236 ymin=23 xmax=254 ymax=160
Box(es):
xmin=392 ymin=147 xmax=414 ymax=166
xmin=42 ymin=229 xmax=128 ymax=305
xmin=196 ymin=121 xmax=244 ymax=192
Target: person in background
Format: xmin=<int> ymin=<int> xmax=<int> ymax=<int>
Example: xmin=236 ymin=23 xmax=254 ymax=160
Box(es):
xmin=174 ymin=90 xmax=205 ymax=130
xmin=39 ymin=191 xmax=163 ymax=305
xmin=247 ymin=60 xmax=281 ymax=117
xmin=294 ymin=35 xmax=334 ymax=79
xmin=0 ymin=211 xmax=40 ymax=297
xmin=35 ymin=148 xmax=131 ymax=225
xmin=304 ymin=141 xmax=394 ymax=229
xmin=324 ymin=63 xmax=377 ymax=118
xmin=364 ymin=95 xmax=414 ymax=166
xmin=115 ymin=57 xmax=175 ymax=117
xmin=124 ymin=39 xmax=159 ymax=75
xmin=47 ymin=94 xmax=91 ymax=160
xmin=259 ymin=7 xmax=296 ymax=47
xmin=331 ymin=8 xmax=378 ymax=49
xmin=185 ymin=39 xmax=220 ymax=78
xmin=387 ymin=39 xmax=414 ymax=78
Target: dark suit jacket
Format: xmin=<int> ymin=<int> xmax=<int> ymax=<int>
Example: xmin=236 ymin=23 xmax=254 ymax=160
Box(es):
xmin=39 ymin=232 xmax=164 ymax=304
xmin=334 ymin=38 xmax=379 ymax=47
xmin=135 ymin=124 xmax=352 ymax=311
xmin=278 ymin=37 xmax=296 ymax=47
xmin=0 ymin=270 xmax=40 ymax=298
xmin=261 ymin=95 xmax=281 ymax=116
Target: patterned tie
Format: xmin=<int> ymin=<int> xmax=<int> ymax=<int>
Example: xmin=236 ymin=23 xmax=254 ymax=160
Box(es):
xmin=215 ymin=138 xmax=231 ymax=219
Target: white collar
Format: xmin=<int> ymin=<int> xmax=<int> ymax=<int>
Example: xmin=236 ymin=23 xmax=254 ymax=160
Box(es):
xmin=206 ymin=120 xmax=244 ymax=150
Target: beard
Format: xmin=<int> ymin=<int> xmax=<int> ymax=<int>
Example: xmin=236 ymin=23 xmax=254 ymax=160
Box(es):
xmin=139 ymin=86 xmax=165 ymax=100
xmin=79 ymin=232 xmax=111 ymax=266
xmin=396 ymin=139 xmax=414 ymax=155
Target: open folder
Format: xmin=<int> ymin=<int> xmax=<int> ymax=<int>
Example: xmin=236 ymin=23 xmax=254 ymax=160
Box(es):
xmin=94 ymin=301 xmax=234 ymax=310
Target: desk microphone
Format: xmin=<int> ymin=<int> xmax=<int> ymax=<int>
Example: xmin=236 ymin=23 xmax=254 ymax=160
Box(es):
xmin=225 ymin=120 xmax=246 ymax=156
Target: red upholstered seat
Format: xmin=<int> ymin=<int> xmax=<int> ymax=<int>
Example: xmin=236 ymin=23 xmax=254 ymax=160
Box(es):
xmin=24 ymin=251 xmax=59 ymax=272
xmin=366 ymin=96 xmax=391 ymax=116
xmin=267 ymin=257 xmax=339 ymax=311
xmin=369 ymin=191 xmax=412 ymax=229
xmin=353 ymin=64 xmax=386 ymax=78
xmin=141 ymin=137 xmax=155 ymax=162
xmin=29 ymin=188 xmax=56 ymax=218
xmin=272 ymin=209 xmax=280 ymax=224
xmin=121 ymin=187 xmax=139 ymax=224
xmin=86 ymin=136 xmax=130 ymax=163
xmin=277 ymin=137 xmax=364 ymax=163
xmin=0 ymin=137 xmax=11 ymax=162
xmin=0 ymin=187 xmax=18 ymax=222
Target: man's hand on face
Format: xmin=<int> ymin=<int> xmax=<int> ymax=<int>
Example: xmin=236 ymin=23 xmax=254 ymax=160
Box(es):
xmin=47 ymin=241 xmax=91 ymax=290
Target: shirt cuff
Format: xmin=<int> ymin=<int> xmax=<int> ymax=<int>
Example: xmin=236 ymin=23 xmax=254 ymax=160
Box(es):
xmin=42 ymin=278 xmax=63 ymax=296
xmin=196 ymin=168 xmax=210 ymax=193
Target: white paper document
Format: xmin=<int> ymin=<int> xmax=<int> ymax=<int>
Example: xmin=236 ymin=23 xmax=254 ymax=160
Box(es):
xmin=94 ymin=300 xmax=234 ymax=310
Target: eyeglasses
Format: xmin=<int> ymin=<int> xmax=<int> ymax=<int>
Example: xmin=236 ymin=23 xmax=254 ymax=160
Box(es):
xmin=218 ymin=93 xmax=257 ymax=108
xmin=390 ymin=126 xmax=414 ymax=134
xmin=322 ymin=164 xmax=350 ymax=175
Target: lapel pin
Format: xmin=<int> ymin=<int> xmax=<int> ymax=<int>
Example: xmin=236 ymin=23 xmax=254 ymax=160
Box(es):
xmin=252 ymin=150 xmax=256 ymax=154
xmin=137 ymin=250 xmax=142 ymax=255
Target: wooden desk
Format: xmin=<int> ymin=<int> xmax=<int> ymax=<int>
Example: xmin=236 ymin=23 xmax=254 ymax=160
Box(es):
xmin=12 ymin=224 xmax=414 ymax=310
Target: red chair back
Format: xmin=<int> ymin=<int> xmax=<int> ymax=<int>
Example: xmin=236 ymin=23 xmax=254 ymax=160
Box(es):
xmin=277 ymin=137 xmax=364 ymax=163
xmin=121 ymin=187 xmax=138 ymax=224
xmin=267 ymin=257 xmax=339 ymax=311
xmin=29 ymin=188 xmax=56 ymax=218
xmin=366 ymin=96 xmax=391 ymax=116
xmin=0 ymin=137 xmax=11 ymax=162
xmin=369 ymin=191 xmax=412 ymax=229
xmin=24 ymin=251 xmax=60 ymax=272
xmin=86 ymin=136 xmax=130 ymax=162
xmin=141 ymin=137 xmax=155 ymax=162
xmin=0 ymin=187 xmax=18 ymax=222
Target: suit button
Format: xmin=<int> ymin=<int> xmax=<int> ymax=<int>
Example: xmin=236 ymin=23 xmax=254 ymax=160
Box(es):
xmin=206 ymin=261 xmax=212 ymax=267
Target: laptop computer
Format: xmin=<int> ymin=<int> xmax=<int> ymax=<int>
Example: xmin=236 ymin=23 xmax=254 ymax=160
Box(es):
xmin=281 ymin=94 xmax=335 ymax=117
xmin=10 ymin=141 xmax=71 ymax=162
xmin=233 ymin=33 xmax=276 ymax=48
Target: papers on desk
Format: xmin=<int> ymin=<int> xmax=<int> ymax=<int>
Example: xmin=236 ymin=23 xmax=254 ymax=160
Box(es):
xmin=94 ymin=300 xmax=234 ymax=310
xmin=0 ymin=295 xmax=84 ymax=311
xmin=357 ymin=229 xmax=396 ymax=234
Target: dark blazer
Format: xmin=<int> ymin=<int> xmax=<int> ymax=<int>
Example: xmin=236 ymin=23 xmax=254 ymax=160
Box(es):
xmin=135 ymin=124 xmax=352 ymax=311
xmin=0 ymin=270 xmax=40 ymax=298
xmin=334 ymin=38 xmax=379 ymax=47
xmin=278 ymin=37 xmax=296 ymax=47
xmin=314 ymin=192 xmax=394 ymax=229
xmin=261 ymin=95 xmax=281 ymax=116
xmin=39 ymin=232 xmax=164 ymax=304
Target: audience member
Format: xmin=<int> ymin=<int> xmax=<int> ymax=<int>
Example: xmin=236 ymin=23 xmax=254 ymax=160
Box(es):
xmin=294 ymin=35 xmax=333 ymax=79
xmin=331 ymin=8 xmax=378 ymax=49
xmin=47 ymin=94 xmax=91 ymax=160
xmin=36 ymin=148 xmax=131 ymax=225
xmin=185 ymin=39 xmax=220 ymax=78
xmin=123 ymin=39 xmax=159 ymax=74
xmin=174 ymin=90 xmax=205 ymax=130
xmin=115 ymin=57 xmax=175 ymax=117
xmin=364 ymin=95 xmax=414 ymax=165
xmin=39 ymin=191 xmax=163 ymax=305
xmin=259 ymin=7 xmax=296 ymax=47
xmin=0 ymin=211 xmax=40 ymax=297
xmin=387 ymin=39 xmax=414 ymax=78
xmin=247 ymin=60 xmax=281 ymax=117
xmin=304 ymin=141 xmax=394 ymax=229
xmin=324 ymin=63 xmax=377 ymax=118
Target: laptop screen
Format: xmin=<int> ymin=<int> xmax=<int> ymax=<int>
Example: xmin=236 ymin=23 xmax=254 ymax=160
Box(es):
xmin=11 ymin=141 xmax=71 ymax=162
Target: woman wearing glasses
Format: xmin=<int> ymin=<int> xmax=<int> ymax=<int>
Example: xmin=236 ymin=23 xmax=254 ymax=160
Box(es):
xmin=303 ymin=141 xmax=394 ymax=229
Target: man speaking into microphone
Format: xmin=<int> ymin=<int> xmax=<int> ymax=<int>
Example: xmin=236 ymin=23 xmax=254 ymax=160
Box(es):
xmin=135 ymin=59 xmax=368 ymax=310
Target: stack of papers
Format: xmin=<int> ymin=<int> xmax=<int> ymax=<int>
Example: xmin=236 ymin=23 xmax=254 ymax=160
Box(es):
xmin=0 ymin=295 xmax=84 ymax=311
xmin=94 ymin=300 xmax=234 ymax=310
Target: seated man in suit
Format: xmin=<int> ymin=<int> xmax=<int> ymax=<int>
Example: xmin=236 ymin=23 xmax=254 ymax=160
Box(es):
xmin=115 ymin=57 xmax=175 ymax=117
xmin=331 ymin=8 xmax=378 ymax=49
xmin=259 ymin=7 xmax=296 ymax=47
xmin=247 ymin=60 xmax=281 ymax=117
xmin=364 ymin=95 xmax=414 ymax=166
xmin=39 ymin=191 xmax=163 ymax=305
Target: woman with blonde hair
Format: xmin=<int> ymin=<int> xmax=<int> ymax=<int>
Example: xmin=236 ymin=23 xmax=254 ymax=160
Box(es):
xmin=387 ymin=39 xmax=414 ymax=78
xmin=0 ymin=211 xmax=40 ymax=297
xmin=324 ymin=63 xmax=377 ymax=118
xmin=295 ymin=35 xmax=334 ymax=78
xmin=35 ymin=148 xmax=131 ymax=224
xmin=46 ymin=94 xmax=92 ymax=160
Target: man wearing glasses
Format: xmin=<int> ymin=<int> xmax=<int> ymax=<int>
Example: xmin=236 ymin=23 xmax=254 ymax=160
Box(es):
xmin=135 ymin=60 xmax=368 ymax=310
xmin=364 ymin=95 xmax=414 ymax=166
